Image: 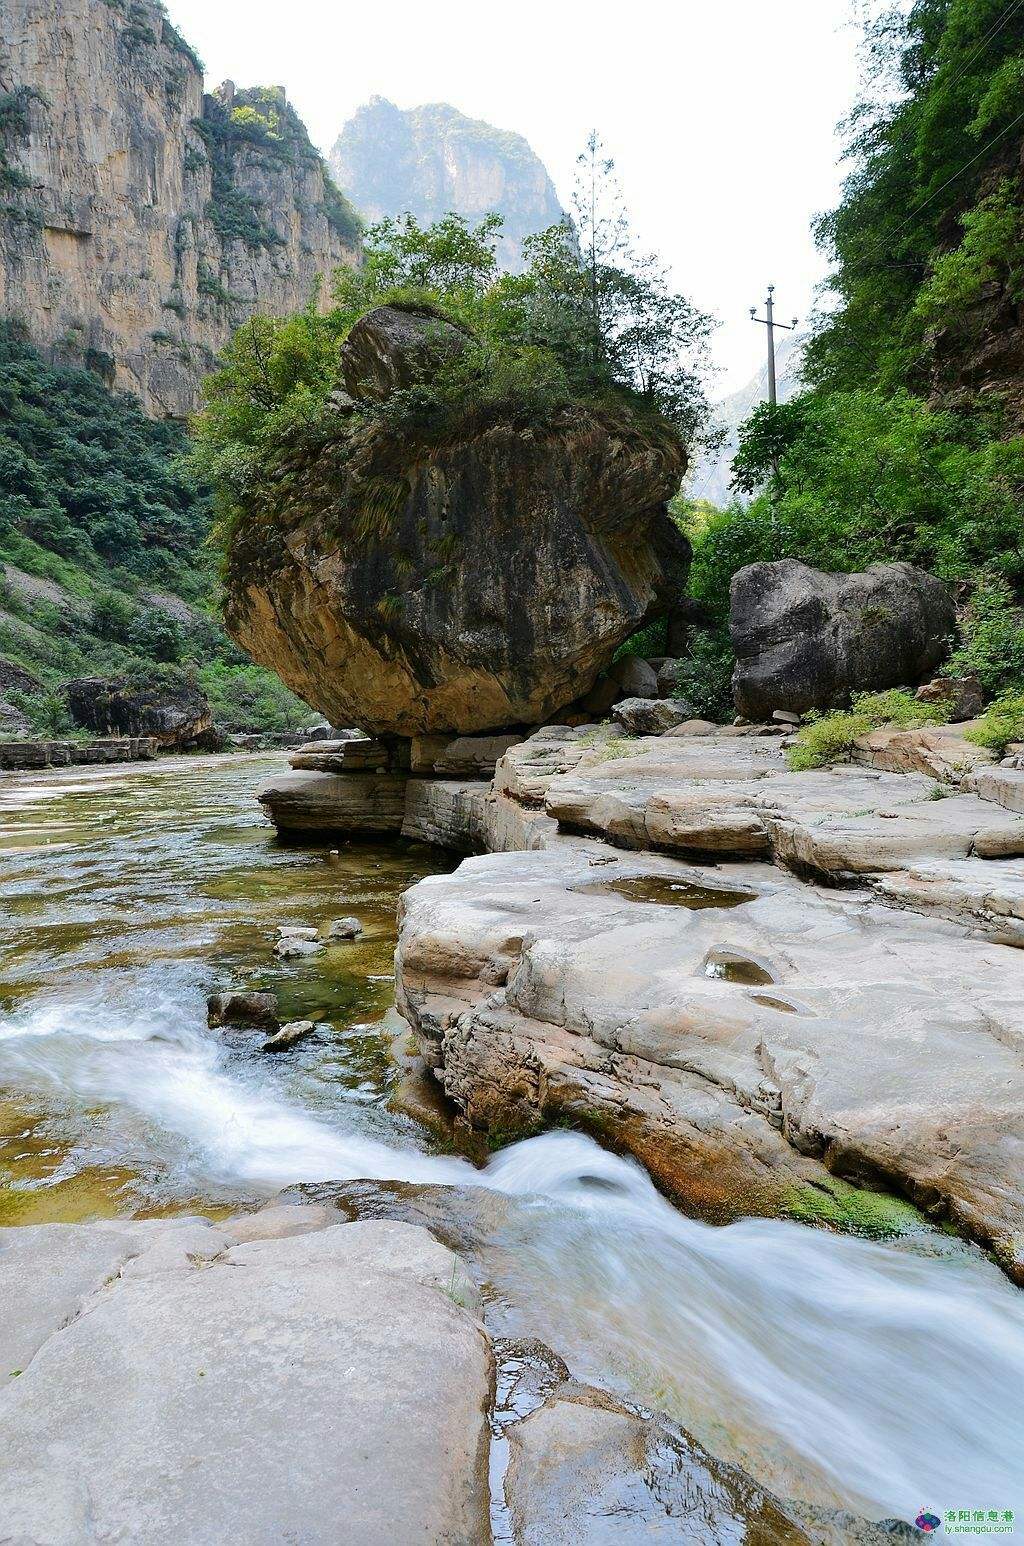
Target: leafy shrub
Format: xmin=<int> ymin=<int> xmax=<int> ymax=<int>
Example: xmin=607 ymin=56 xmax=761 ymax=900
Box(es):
xmin=196 ymin=661 xmax=311 ymax=732
xmin=667 ymin=631 xmax=735 ymax=721
xmin=91 ymin=590 xmax=137 ymax=642
xmin=7 ymin=689 xmax=77 ymax=738
xmin=127 ymin=608 xmax=184 ymax=663
xmin=786 ymin=712 xmax=873 ymax=772
xmin=965 ymin=695 xmax=1024 ymax=754
xmin=786 ymin=690 xmax=949 ymax=771
xmin=947 ymin=576 xmax=1024 ymax=696
xmin=913 ymin=181 xmax=1023 ymax=328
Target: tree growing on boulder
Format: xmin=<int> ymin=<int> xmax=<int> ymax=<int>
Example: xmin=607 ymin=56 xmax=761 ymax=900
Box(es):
xmin=190 ymin=135 xmax=716 ymax=552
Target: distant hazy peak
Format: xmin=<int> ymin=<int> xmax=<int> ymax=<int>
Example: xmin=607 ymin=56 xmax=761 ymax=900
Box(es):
xmin=330 ymin=98 xmax=563 ymax=272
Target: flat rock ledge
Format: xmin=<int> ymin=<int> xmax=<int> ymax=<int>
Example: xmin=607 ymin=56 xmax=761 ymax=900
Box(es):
xmin=257 ymin=720 xmax=1024 ymax=1277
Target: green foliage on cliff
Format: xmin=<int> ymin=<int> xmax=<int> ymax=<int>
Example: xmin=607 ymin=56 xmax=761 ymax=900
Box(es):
xmin=805 ymin=0 xmax=1024 ymax=396
xmin=196 ymin=89 xmax=361 ymax=250
xmin=712 ymin=390 xmax=1024 ymax=587
xmin=680 ymin=2 xmax=1024 ymax=713
xmin=0 ymin=328 xmax=208 ymax=587
xmin=0 ymin=330 xmax=311 ymax=733
xmin=0 ymin=87 xmax=37 ymax=198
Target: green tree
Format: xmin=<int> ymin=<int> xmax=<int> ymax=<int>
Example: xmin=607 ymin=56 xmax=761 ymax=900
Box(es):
xmin=806 ymin=0 xmax=1024 ymax=397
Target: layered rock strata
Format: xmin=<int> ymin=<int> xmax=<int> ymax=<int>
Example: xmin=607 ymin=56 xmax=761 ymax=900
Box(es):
xmin=373 ymin=720 xmax=1024 ymax=1279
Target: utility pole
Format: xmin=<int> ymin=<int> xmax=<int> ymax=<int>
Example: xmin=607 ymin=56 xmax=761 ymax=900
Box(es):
xmin=749 ymin=286 xmax=798 ymax=406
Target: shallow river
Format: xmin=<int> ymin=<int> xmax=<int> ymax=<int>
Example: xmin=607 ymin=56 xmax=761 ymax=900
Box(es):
xmin=1 ymin=754 xmax=1022 ymax=1526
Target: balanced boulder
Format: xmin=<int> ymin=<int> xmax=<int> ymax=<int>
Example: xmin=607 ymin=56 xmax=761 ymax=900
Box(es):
xmin=224 ymin=305 xmax=690 ymax=738
xmin=730 ymin=559 xmax=955 ymax=719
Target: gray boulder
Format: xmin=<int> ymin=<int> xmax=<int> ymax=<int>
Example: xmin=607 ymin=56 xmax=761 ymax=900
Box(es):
xmin=339 ymin=302 xmax=474 ymax=403
xmin=609 ymin=655 xmax=659 ymax=699
xmin=65 ymin=675 xmax=217 ymax=750
xmin=730 ymin=559 xmax=955 ymax=720
xmin=327 ymin=916 xmax=363 ymax=940
xmin=263 ymin=1020 xmax=317 ymax=1052
xmin=207 ymin=990 xmax=279 ymax=1032
xmin=612 ymin=697 xmax=698 ymax=736
xmin=656 ymin=658 xmax=684 ymax=698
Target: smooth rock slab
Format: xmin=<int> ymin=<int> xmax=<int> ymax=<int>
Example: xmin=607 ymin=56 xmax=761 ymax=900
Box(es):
xmin=0 ymin=1218 xmax=492 ymax=1545
xmin=758 ymin=769 xmax=1024 ymax=876
xmin=396 ymin=847 xmax=1024 ymax=1276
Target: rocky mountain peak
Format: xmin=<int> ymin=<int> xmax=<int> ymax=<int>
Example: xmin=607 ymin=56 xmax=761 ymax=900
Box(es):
xmin=329 ymin=97 xmax=563 ymax=272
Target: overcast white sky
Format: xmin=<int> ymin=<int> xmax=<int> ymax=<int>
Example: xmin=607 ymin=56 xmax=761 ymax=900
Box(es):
xmin=166 ymin=0 xmax=861 ymax=394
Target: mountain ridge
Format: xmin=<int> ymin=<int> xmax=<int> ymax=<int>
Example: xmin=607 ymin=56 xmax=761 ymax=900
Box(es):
xmin=330 ymin=96 xmax=563 ymax=271
xmin=0 ymin=0 xmax=360 ymax=417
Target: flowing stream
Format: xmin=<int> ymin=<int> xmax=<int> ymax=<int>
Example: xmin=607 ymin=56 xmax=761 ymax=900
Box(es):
xmin=1 ymin=754 xmax=1022 ymax=1527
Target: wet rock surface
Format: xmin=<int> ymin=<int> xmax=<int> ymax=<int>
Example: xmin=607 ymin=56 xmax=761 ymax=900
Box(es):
xmin=396 ymin=842 xmax=1024 ymax=1274
xmin=207 ymin=989 xmax=279 ymax=1031
xmin=0 ymin=1215 xmax=493 ymax=1545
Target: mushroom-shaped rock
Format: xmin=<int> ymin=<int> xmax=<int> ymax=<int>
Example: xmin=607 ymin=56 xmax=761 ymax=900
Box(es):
xmin=223 ymin=307 xmax=690 ymax=738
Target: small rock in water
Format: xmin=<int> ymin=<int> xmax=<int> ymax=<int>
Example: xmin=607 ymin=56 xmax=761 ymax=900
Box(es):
xmin=273 ymin=937 xmax=324 ymax=961
xmin=276 ymin=925 xmax=319 ymax=941
xmin=263 ymin=1020 xmax=317 ymax=1052
xmin=207 ymin=990 xmax=279 ymax=1031
xmin=327 ymin=916 xmax=363 ymax=940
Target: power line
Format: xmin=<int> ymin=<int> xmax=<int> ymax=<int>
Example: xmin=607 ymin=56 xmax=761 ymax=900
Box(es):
xmin=893 ymin=102 xmax=1024 ymax=235
xmin=946 ymin=0 xmax=1024 ymax=86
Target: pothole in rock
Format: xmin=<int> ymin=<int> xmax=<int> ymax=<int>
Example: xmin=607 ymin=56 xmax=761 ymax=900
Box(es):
xmin=747 ymin=993 xmax=802 ymax=1013
xmin=577 ymin=875 xmax=756 ymax=909
xmin=703 ymin=951 xmax=776 ymax=986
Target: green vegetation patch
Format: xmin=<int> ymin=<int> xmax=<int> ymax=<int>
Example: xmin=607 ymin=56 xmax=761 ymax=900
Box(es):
xmin=0 ymin=329 xmax=312 ymax=735
xmin=782 ymin=1175 xmax=927 ymax=1239
xmin=965 ymin=694 xmax=1024 ymax=755
xmin=786 ymin=690 xmax=950 ymax=772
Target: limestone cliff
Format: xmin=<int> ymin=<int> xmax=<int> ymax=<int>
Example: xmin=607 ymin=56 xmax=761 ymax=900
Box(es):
xmin=330 ymin=98 xmax=562 ymax=272
xmin=0 ymin=0 xmax=360 ymax=417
